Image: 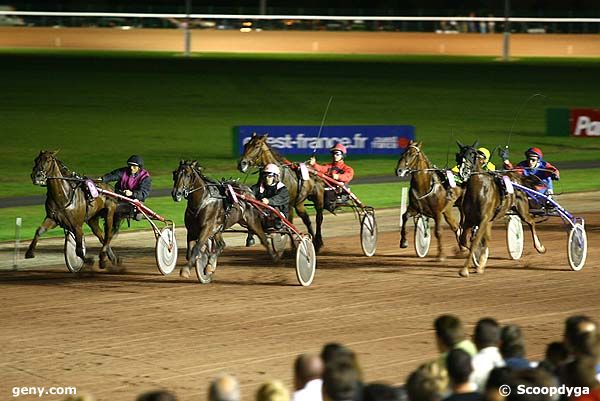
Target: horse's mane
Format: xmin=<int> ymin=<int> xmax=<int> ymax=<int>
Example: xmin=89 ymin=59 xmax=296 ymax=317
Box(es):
xmin=263 ymin=142 xmax=288 ymax=164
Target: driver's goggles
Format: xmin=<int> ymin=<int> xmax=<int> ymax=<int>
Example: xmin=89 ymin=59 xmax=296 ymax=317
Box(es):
xmin=331 ymin=151 xmax=343 ymax=156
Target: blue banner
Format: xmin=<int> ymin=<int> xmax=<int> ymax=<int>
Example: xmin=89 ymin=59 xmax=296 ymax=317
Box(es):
xmin=235 ymin=125 xmax=415 ymax=156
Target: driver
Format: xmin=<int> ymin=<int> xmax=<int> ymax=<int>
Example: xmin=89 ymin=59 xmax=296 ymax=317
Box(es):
xmin=501 ymin=147 xmax=559 ymax=195
xmin=308 ymin=143 xmax=355 ymax=184
xmin=452 ymin=147 xmax=495 ymax=185
xmin=246 ymin=163 xmax=290 ymax=247
xmin=100 ymin=155 xmax=152 ymax=220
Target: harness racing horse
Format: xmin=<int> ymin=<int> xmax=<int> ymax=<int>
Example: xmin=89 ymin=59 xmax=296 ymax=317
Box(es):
xmin=27 ymin=150 xmax=120 ymax=269
xmin=395 ymin=141 xmax=462 ymax=261
xmin=455 ymin=143 xmax=546 ymax=277
xmin=172 ymin=160 xmax=274 ymax=278
xmin=237 ymin=133 xmax=327 ymax=252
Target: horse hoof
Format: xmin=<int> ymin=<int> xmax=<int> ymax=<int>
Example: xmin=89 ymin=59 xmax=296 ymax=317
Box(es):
xmin=99 ymin=259 xmax=107 ymax=269
xmin=25 ymin=251 xmax=35 ymax=259
xmin=458 ymin=268 xmax=469 ymax=278
xmin=116 ymin=257 xmax=124 ymax=266
xmin=537 ymin=245 xmax=546 ymax=254
xmin=476 ymin=267 xmax=485 ymax=274
xmin=400 ymin=239 xmax=408 ymax=248
xmin=84 ymin=257 xmax=95 ymax=266
xmin=245 ymin=237 xmax=255 ymax=247
xmin=180 ymin=267 xmax=191 ymax=279
xmin=206 ymin=264 xmax=216 ymax=274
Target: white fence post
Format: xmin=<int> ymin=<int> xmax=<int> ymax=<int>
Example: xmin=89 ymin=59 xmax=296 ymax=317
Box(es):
xmin=13 ymin=217 xmax=22 ymax=270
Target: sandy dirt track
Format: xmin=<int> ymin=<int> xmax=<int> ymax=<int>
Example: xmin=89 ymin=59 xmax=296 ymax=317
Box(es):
xmin=1 ymin=191 xmax=599 ymax=401
xmin=1 ymin=28 xmax=599 ymax=57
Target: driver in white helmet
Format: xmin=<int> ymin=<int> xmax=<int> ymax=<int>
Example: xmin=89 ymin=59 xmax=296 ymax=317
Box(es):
xmin=246 ymin=163 xmax=290 ymax=246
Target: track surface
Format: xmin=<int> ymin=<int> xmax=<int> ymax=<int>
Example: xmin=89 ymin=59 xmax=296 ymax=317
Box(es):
xmin=1 ymin=28 xmax=599 ymax=57
xmin=1 ymin=193 xmax=599 ymax=401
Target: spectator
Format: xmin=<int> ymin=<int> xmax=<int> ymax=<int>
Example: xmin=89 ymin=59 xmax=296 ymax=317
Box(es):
xmin=136 ymin=391 xmax=178 ymax=401
xmin=500 ymin=325 xmax=530 ymax=371
xmin=209 ymin=374 xmax=241 ymax=401
xmin=471 ymin=318 xmax=505 ymax=391
xmin=507 ymin=369 xmax=554 ymax=401
xmin=564 ymin=356 xmax=600 ymax=401
xmin=443 ymin=349 xmax=480 ymax=401
xmin=322 ymin=356 xmax=362 ymax=401
xmin=537 ymin=342 xmax=569 ymax=377
xmin=321 ymin=343 xmax=363 ymax=382
xmin=405 ymin=363 xmax=443 ymax=401
xmin=293 ymin=353 xmax=324 ymax=401
xmin=483 ymin=367 xmax=512 ymax=401
xmin=363 ymin=383 xmax=402 ymax=401
xmin=564 ymin=315 xmax=598 ymax=357
xmin=257 ymin=380 xmax=290 ymax=401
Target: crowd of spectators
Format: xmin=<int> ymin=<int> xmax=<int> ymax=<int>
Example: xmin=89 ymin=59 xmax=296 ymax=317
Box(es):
xmin=62 ymin=313 xmax=600 ymax=401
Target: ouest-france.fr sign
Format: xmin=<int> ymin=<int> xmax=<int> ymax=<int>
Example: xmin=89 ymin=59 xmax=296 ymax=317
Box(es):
xmin=234 ymin=125 xmax=415 ymax=156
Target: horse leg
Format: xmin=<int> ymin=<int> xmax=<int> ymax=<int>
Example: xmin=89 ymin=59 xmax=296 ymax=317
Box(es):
xmin=442 ymin=207 xmax=466 ymax=254
xmin=314 ymin=207 xmax=325 ymax=253
xmin=475 ymin=223 xmax=492 ymax=274
xmin=295 ymin=203 xmax=314 ymax=239
xmin=99 ymin=211 xmax=118 ymax=270
xmin=459 ymin=220 xmax=487 ymax=278
xmin=182 ymin=226 xmax=213 ymax=278
xmin=516 ymin=201 xmax=546 ymax=254
xmin=186 ymin=232 xmax=197 ymax=261
xmin=399 ymin=209 xmax=411 ymax=248
xmin=434 ymin=212 xmax=446 ymax=262
xmin=25 ymin=217 xmax=56 ymax=259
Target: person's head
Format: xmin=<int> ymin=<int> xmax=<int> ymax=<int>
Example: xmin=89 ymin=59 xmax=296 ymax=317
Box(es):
xmin=136 ymin=390 xmax=178 ymax=401
xmin=524 ymin=147 xmax=542 ymax=168
xmin=209 ymin=374 xmax=240 ymax=401
xmin=445 ymin=348 xmax=473 ymax=386
xmin=563 ymin=356 xmax=600 ymax=389
xmin=544 ymin=341 xmax=569 ymax=368
xmin=501 ymin=325 xmax=526 ymax=359
xmin=127 ymin=155 xmax=144 ymax=174
xmin=330 ymin=143 xmax=347 ymax=162
xmin=405 ymin=364 xmax=443 ymax=401
xmin=293 ymin=353 xmax=324 ymax=390
xmin=434 ymin=314 xmax=466 ymax=352
xmin=322 ymin=357 xmax=361 ymax=401
xmin=484 ymin=367 xmax=512 ymax=401
xmin=320 ymin=343 xmax=362 ymax=380
xmin=477 ymin=147 xmax=491 ymax=165
xmin=474 ymin=318 xmax=501 ymax=351
xmin=262 ymin=163 xmax=281 ymax=187
xmin=362 ymin=383 xmax=401 ymax=401
xmin=507 ymin=369 xmax=555 ymax=401
xmin=256 ymin=380 xmax=290 ymax=401
xmin=564 ymin=315 xmax=597 ymax=355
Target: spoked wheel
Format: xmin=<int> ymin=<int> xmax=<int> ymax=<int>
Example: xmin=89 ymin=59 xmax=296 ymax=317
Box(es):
xmin=567 ymin=222 xmax=587 ymax=271
xmin=194 ymin=241 xmax=216 ymax=284
xmin=64 ymin=231 xmax=85 ymax=273
xmin=414 ymin=216 xmax=431 ymax=258
xmin=295 ymin=235 xmax=316 ymax=287
xmin=506 ymin=215 xmax=524 ymax=260
xmin=155 ymin=226 xmax=178 ymax=275
xmin=270 ymin=232 xmax=288 ymax=262
xmin=360 ymin=210 xmax=377 ymax=257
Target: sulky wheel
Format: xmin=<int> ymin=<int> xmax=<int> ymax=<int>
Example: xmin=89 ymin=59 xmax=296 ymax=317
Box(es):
xmin=64 ymin=231 xmax=85 ymax=273
xmin=360 ymin=210 xmax=377 ymax=257
xmin=567 ymin=222 xmax=587 ymax=271
xmin=414 ymin=216 xmax=431 ymax=258
xmin=506 ymin=215 xmax=524 ymax=260
xmin=155 ymin=226 xmax=178 ymax=275
xmin=295 ymin=235 xmax=316 ymax=287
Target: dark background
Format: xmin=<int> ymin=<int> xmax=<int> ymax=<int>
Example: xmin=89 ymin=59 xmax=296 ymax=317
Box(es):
xmin=7 ymin=0 xmax=600 ymax=16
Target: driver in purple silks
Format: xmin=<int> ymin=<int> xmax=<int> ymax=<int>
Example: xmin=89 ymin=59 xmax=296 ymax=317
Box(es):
xmin=100 ymin=155 xmax=152 ymax=220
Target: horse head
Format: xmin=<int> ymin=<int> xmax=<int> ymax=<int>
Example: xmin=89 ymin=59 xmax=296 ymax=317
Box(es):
xmin=238 ymin=133 xmax=269 ymax=173
xmin=172 ymin=159 xmax=201 ymax=202
xmin=396 ymin=140 xmax=424 ymax=177
xmin=455 ymin=140 xmax=481 ymax=183
xmin=31 ymin=150 xmax=61 ymax=186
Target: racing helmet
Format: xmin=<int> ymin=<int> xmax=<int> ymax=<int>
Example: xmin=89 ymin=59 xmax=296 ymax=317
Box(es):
xmin=525 ymin=147 xmax=543 ymax=159
xmin=263 ymin=163 xmax=281 ymax=177
xmin=330 ymin=143 xmax=347 ymax=155
xmin=127 ymin=155 xmax=144 ymax=168
xmin=477 ymin=147 xmax=491 ymax=161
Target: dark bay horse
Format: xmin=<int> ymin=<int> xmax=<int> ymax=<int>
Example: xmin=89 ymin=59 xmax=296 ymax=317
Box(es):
xmin=172 ymin=160 xmax=273 ymax=278
xmin=395 ymin=141 xmax=463 ymax=261
xmin=456 ymin=144 xmax=546 ymax=277
xmin=237 ymin=133 xmax=327 ymax=251
xmin=28 ymin=151 xmax=119 ymax=268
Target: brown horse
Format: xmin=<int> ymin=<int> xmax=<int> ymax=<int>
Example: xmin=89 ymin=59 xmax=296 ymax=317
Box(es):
xmin=27 ymin=150 xmax=119 ymax=268
xmin=395 ymin=141 xmax=463 ymax=261
xmin=237 ymin=133 xmax=327 ymax=251
xmin=456 ymin=144 xmax=546 ymax=277
xmin=172 ymin=160 xmax=273 ymax=279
